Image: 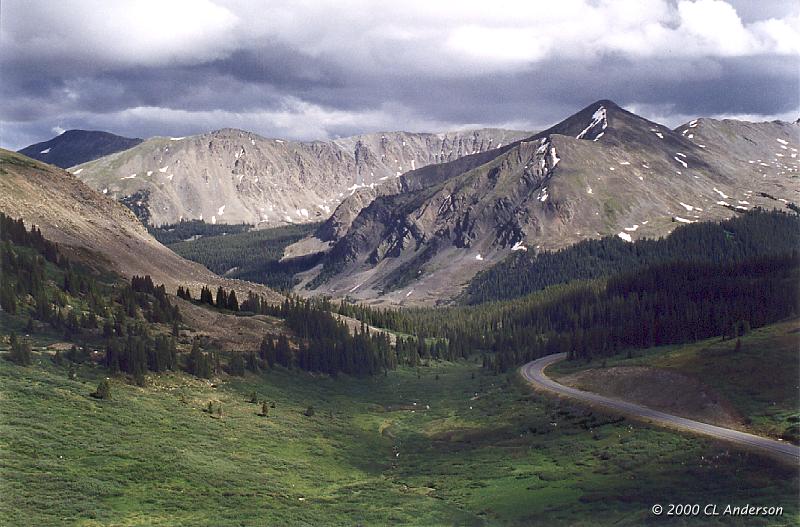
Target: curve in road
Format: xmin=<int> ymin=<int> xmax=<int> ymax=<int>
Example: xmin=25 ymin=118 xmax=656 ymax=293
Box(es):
xmin=521 ymin=353 xmax=800 ymax=463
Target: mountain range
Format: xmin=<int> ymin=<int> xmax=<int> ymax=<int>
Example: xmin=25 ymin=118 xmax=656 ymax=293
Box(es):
xmin=289 ymin=100 xmax=799 ymax=305
xmin=65 ymin=128 xmax=529 ymax=226
xmin=15 ymin=100 xmax=799 ymax=306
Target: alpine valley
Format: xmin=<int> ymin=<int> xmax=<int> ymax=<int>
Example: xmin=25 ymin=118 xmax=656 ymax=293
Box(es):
xmin=4 ymin=98 xmax=799 ymax=527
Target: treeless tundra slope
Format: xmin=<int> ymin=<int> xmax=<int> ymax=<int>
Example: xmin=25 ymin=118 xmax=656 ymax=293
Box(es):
xmin=0 ymin=149 xmax=282 ymax=304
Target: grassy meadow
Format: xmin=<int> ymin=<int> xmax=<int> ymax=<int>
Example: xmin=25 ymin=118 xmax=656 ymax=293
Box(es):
xmin=1 ymin=335 xmax=798 ymax=526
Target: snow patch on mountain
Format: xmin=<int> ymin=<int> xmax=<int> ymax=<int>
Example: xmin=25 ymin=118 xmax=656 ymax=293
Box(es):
xmin=576 ymin=106 xmax=608 ymax=140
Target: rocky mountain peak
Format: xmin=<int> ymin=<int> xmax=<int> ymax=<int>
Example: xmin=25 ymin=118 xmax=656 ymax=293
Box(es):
xmin=294 ymin=104 xmax=800 ymax=306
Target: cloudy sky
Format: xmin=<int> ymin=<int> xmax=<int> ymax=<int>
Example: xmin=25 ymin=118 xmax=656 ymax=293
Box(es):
xmin=1 ymin=0 xmax=798 ymax=150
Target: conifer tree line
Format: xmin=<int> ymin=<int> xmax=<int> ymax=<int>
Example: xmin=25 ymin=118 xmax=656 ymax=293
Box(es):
xmin=1 ymin=212 xmax=185 ymax=380
xmin=165 ymin=222 xmax=322 ymax=291
xmin=5 ymin=209 xmax=798 ymax=382
xmin=178 ymin=285 xmax=241 ymax=311
xmin=330 ymin=252 xmax=799 ymax=372
xmin=254 ymin=297 xmax=465 ymax=376
xmin=147 ymin=219 xmax=252 ymax=245
xmin=463 ymin=209 xmax=800 ymax=304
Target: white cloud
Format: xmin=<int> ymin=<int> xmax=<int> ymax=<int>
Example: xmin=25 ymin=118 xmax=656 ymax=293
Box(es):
xmin=750 ymin=14 xmax=800 ymax=54
xmin=226 ymin=0 xmax=797 ymax=72
xmin=1 ymin=0 xmax=797 ymax=149
xmin=3 ymin=0 xmax=238 ymax=67
xmin=4 ymin=0 xmax=796 ymax=74
xmin=677 ymin=0 xmax=760 ymax=55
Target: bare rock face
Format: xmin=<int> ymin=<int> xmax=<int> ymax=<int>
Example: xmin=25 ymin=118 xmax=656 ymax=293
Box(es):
xmin=298 ymin=100 xmax=800 ymax=306
xmin=70 ymin=128 xmax=530 ymax=227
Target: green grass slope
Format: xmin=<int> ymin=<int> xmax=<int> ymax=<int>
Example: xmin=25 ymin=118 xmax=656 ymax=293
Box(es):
xmin=1 ymin=346 xmax=797 ymax=526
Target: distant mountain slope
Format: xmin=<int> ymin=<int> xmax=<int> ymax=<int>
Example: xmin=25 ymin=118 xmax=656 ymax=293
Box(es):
xmin=71 ymin=128 xmax=530 ymax=226
xmin=17 ymin=130 xmax=142 ymax=168
xmin=295 ymin=100 xmax=800 ymax=306
xmin=0 ymin=149 xmax=281 ymax=302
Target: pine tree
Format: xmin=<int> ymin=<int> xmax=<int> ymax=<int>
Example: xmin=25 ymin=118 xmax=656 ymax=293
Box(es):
xmin=215 ymin=287 xmax=227 ymax=309
xmin=227 ymin=290 xmax=239 ymax=311
xmin=200 ymin=286 xmax=213 ymax=305
xmin=228 ymin=354 xmax=245 ymax=376
xmin=0 ymin=275 xmax=17 ymax=314
xmin=90 ymin=379 xmax=112 ymax=399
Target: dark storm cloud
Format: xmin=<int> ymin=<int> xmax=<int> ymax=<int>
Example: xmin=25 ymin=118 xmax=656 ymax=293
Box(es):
xmin=1 ymin=0 xmax=798 ymax=150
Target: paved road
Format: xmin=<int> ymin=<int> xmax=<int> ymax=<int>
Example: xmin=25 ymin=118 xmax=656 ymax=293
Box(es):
xmin=520 ymin=353 xmax=800 ymax=463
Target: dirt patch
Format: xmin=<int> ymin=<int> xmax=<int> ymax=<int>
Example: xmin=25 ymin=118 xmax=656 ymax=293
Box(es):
xmin=559 ymin=366 xmax=743 ymax=429
xmin=333 ymin=313 xmax=397 ymax=345
xmin=178 ymin=300 xmax=285 ymax=353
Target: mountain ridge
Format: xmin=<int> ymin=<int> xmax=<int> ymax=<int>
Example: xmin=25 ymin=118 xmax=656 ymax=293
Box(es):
xmin=17 ymin=129 xmax=143 ymax=168
xmin=70 ymin=127 xmax=531 ymax=226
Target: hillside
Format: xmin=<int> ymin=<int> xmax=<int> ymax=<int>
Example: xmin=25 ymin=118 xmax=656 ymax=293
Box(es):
xmin=71 ymin=128 xmax=529 ymax=226
xmin=551 ymin=319 xmax=800 ymax=443
xmin=2 ymin=341 xmax=796 ymax=525
xmin=18 ymin=130 xmax=143 ymax=168
xmin=0 ymin=149 xmax=281 ymax=303
xmin=295 ymin=100 xmax=800 ymax=305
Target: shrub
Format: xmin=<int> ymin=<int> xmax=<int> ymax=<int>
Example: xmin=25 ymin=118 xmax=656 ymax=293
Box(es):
xmin=7 ymin=333 xmax=32 ymax=366
xmin=91 ymin=379 xmax=111 ymax=400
